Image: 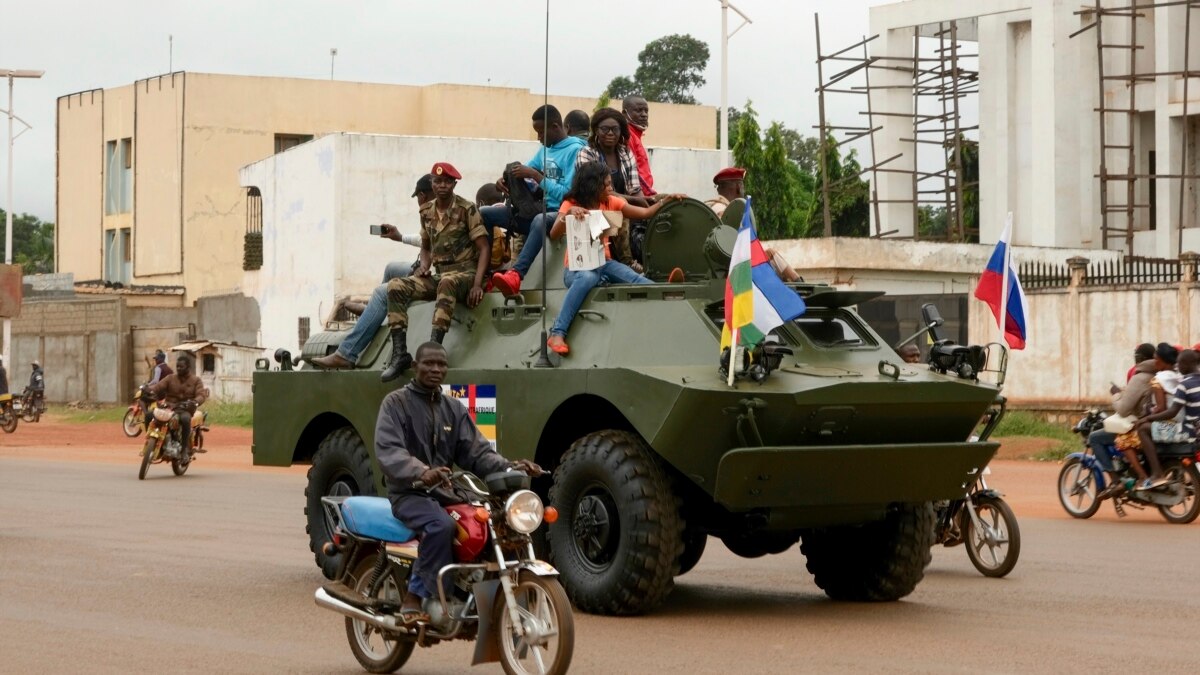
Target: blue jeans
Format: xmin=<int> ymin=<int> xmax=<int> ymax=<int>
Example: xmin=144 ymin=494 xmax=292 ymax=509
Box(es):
xmin=552 ymin=260 xmax=650 ymax=337
xmin=1087 ymin=429 xmax=1117 ymax=472
xmin=334 ymin=262 xmax=412 ymax=364
xmin=480 ymin=205 xmax=552 ymax=278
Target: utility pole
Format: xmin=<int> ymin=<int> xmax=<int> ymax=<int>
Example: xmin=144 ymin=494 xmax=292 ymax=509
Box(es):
xmin=2 ymin=68 xmax=44 ymax=369
xmin=719 ymin=0 xmax=752 ymax=168
xmin=330 ymin=48 xmax=338 ymax=80
xmin=169 ymin=35 xmax=173 ymax=72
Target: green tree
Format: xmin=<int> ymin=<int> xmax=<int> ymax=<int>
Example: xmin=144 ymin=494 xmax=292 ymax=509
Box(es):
xmin=731 ymin=103 xmax=813 ymax=239
xmin=605 ymin=34 xmax=710 ymax=105
xmin=0 ymin=209 xmax=54 ymax=274
xmin=779 ymin=129 xmax=822 ymax=175
xmin=805 ymin=136 xmax=871 ymax=238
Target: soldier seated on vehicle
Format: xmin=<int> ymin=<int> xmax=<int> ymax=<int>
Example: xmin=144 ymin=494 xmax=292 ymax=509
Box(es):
xmin=1136 ymin=349 xmax=1200 ymax=460
xmin=704 ymin=167 xmax=800 ymax=282
xmin=375 ymin=341 xmax=542 ymax=624
xmin=380 ymin=162 xmax=490 ymax=382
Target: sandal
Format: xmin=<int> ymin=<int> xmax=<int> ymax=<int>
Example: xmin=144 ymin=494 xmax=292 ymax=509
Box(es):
xmin=398 ymin=607 xmax=429 ymax=625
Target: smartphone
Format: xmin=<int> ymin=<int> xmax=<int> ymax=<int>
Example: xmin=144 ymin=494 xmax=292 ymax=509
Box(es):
xmin=369 ymin=225 xmax=384 ymax=236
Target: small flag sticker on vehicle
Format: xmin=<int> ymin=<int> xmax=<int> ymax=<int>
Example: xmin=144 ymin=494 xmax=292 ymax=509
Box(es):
xmin=442 ymin=384 xmax=497 ymax=448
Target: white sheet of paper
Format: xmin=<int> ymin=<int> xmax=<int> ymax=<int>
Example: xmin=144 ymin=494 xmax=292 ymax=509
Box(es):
xmin=586 ymin=210 xmax=611 ymax=240
xmin=566 ymin=214 xmax=606 ymax=271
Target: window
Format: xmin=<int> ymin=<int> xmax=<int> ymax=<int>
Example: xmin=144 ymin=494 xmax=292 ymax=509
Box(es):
xmin=202 ymin=354 xmax=216 ymax=374
xmin=103 ymin=228 xmax=132 ymax=284
xmin=792 ymin=312 xmax=876 ymax=348
xmin=274 ymin=133 xmax=313 ymax=154
xmin=104 ymin=137 xmax=133 ymax=214
xmin=244 ymin=187 xmax=263 ymax=271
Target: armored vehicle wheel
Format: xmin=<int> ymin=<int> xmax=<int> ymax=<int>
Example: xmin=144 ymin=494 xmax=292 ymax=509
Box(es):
xmin=676 ymin=529 xmax=707 ymax=576
xmin=721 ymin=531 xmax=798 ymax=559
xmin=547 ymin=430 xmax=683 ymax=615
xmin=307 ymin=428 xmax=378 ymax=579
xmin=799 ymin=502 xmax=935 ymax=602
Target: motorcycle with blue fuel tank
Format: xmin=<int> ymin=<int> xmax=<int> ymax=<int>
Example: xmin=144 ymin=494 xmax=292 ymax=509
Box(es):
xmin=315 ymin=469 xmax=574 ymax=675
xmin=1059 ymin=410 xmax=1200 ymax=523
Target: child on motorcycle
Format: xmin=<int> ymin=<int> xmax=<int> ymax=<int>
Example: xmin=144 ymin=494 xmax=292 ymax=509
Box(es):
xmin=1136 ymin=349 xmax=1200 ymax=458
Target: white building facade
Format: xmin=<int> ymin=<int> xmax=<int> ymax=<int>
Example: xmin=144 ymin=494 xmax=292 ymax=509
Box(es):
xmin=870 ymin=0 xmax=1200 ymax=256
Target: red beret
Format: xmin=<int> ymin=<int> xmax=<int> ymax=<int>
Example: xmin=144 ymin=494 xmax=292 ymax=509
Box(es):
xmin=431 ymin=162 xmax=462 ymax=180
xmin=713 ymin=167 xmax=746 ymax=184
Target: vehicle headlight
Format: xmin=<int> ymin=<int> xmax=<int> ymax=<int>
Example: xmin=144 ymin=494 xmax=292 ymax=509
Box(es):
xmin=504 ymin=490 xmax=544 ymax=534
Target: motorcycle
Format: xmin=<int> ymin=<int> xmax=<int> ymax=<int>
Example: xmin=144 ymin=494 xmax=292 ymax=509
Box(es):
xmin=123 ymin=384 xmax=157 ymax=438
xmin=0 ymin=393 xmax=17 ymax=433
xmin=138 ymin=402 xmax=207 ymax=480
xmin=315 ymin=469 xmax=574 ymax=675
xmin=1059 ymin=409 xmax=1200 ymax=523
xmin=15 ymin=387 xmax=44 ymax=423
xmin=933 ymin=397 xmax=1022 ymax=577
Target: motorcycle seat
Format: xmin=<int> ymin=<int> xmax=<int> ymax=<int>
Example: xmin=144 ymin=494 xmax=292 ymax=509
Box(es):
xmin=341 ymin=496 xmax=415 ymax=543
xmin=1157 ymin=442 xmax=1195 ymax=457
xmin=0 ymin=394 xmax=11 ymax=403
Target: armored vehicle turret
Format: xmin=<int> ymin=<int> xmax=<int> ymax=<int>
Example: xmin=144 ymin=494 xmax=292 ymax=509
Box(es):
xmin=252 ymin=198 xmax=1006 ymax=615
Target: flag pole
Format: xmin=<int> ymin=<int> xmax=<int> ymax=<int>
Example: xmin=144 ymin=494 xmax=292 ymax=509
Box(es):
xmin=999 ymin=212 xmax=1012 ymax=344
xmin=727 ymin=327 xmax=738 ymax=386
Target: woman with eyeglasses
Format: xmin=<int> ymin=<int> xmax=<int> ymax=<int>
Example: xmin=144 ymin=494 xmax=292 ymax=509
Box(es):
xmin=576 ymin=107 xmax=649 ymax=208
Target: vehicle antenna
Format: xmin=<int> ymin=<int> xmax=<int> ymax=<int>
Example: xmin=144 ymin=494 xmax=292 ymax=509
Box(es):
xmin=533 ymin=0 xmax=554 ymax=368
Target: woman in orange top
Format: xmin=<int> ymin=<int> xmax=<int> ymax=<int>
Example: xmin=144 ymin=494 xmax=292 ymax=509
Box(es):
xmin=546 ymin=162 xmax=684 ymax=355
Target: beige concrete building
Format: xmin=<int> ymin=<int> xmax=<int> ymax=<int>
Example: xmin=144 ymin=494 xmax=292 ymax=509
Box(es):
xmin=56 ymin=72 xmax=717 ymax=303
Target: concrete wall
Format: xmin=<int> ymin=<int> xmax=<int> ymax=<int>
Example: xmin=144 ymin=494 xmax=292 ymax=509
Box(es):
xmin=9 ymin=297 xmax=127 ymax=402
xmin=57 ymin=73 xmax=718 ymax=303
xmin=197 ymin=294 xmax=262 ymax=347
xmin=240 ymin=133 xmax=724 ymax=354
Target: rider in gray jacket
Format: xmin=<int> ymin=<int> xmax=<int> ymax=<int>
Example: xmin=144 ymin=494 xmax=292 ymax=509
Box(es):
xmin=374 ymin=341 xmax=541 ymax=623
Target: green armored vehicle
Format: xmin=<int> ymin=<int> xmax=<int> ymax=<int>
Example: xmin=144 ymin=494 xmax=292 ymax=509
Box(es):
xmin=252 ymin=198 xmax=1006 ymax=615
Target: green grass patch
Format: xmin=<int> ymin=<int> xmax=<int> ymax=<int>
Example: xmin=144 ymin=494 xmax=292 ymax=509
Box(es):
xmin=994 ymin=411 xmax=1078 ymax=461
xmin=58 ymin=401 xmax=253 ymax=428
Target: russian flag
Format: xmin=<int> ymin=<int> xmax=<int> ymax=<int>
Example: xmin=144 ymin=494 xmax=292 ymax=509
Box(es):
xmin=720 ymin=196 xmax=807 ymax=350
xmin=973 ymin=216 xmax=1028 ymax=350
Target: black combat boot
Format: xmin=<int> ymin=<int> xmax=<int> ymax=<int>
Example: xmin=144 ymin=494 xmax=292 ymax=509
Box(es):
xmin=380 ymin=330 xmax=412 ymax=382
xmin=431 ymin=327 xmax=447 ymax=344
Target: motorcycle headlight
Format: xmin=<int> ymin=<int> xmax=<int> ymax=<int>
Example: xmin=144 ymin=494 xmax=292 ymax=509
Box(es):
xmin=504 ymin=490 xmax=544 ymax=534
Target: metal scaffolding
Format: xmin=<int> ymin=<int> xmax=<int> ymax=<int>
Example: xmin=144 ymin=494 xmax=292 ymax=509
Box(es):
xmin=1072 ymin=0 xmax=1200 ymax=255
xmin=814 ymin=15 xmax=979 ymax=242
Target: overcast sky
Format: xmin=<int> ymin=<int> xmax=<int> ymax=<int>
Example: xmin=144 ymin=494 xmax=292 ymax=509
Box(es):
xmin=3 ymin=0 xmax=897 ymax=222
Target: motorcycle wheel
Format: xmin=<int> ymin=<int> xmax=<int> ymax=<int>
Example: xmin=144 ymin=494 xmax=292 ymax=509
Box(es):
xmin=1057 ymin=456 xmax=1102 ymax=519
xmin=1158 ymin=463 xmax=1200 ymax=524
xmin=1 ymin=412 xmax=16 ymax=434
xmin=138 ymin=437 xmax=157 ymax=480
xmin=496 ymin=571 xmax=575 ymax=675
xmin=122 ymin=409 xmax=143 ymax=437
xmin=344 ymin=555 xmax=413 ymax=674
xmin=964 ymin=496 xmax=1021 ymax=578
xmin=172 ymin=456 xmax=190 ymax=476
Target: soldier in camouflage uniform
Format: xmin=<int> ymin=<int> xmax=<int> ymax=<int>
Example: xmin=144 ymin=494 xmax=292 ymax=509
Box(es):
xmin=381 ymin=162 xmax=490 ymax=382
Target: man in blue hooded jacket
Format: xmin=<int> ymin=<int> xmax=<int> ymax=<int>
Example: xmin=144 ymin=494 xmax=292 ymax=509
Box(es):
xmin=486 ymin=104 xmax=585 ymax=296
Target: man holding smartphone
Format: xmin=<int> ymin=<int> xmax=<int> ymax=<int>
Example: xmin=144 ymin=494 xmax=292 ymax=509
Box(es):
xmin=312 ymin=175 xmax=436 ymax=370
xmin=380 ymin=162 xmax=490 ymax=381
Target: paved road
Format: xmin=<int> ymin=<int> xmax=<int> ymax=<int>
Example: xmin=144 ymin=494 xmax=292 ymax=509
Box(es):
xmin=2 ymin=452 xmax=1199 ymax=674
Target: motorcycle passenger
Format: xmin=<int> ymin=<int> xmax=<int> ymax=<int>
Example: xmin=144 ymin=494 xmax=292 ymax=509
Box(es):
xmin=1127 ymin=342 xmax=1155 ymax=383
xmin=28 ymin=360 xmax=45 ymax=412
xmin=1089 ymin=348 xmax=1159 ymax=476
xmin=146 ymin=355 xmax=208 ymax=457
xmin=1136 ymin=349 xmax=1200 ymax=457
xmin=142 ymin=351 xmax=173 ymax=426
xmin=374 ymin=341 xmax=543 ymax=624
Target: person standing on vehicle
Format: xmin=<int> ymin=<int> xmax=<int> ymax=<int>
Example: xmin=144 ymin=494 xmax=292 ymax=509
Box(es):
xmin=311 ymin=176 xmax=437 ymax=371
xmin=374 ymin=341 xmax=542 ymax=623
xmin=28 ymin=360 xmax=45 ymax=412
xmin=146 ymin=355 xmax=208 ymax=457
xmin=380 ymin=162 xmax=490 ymax=382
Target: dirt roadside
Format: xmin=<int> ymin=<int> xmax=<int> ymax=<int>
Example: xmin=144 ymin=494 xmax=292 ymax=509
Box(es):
xmin=0 ymin=415 xmax=1178 ymax=525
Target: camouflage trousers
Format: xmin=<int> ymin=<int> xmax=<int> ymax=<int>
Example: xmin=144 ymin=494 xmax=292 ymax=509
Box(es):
xmin=386 ymin=271 xmax=475 ymax=331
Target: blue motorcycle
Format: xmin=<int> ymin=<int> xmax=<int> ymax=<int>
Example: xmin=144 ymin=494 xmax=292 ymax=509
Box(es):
xmin=1059 ymin=410 xmax=1200 ymax=523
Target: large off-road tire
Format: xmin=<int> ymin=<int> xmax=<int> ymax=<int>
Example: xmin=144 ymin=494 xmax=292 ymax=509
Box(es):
xmin=122 ymin=409 xmax=142 ymax=437
xmin=546 ymin=430 xmax=683 ymax=615
xmin=345 ymin=555 xmax=413 ymax=674
xmin=306 ymin=428 xmax=378 ymax=579
xmin=799 ymin=502 xmax=936 ymax=602
xmin=1158 ymin=463 xmax=1200 ymax=524
xmin=496 ymin=571 xmax=575 ymax=675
